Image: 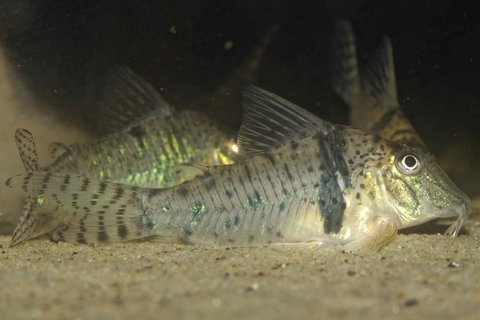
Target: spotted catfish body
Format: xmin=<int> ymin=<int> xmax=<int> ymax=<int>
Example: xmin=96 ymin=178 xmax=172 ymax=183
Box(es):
xmin=331 ymin=19 xmax=427 ymax=151
xmin=43 ymin=111 xmax=235 ymax=188
xmin=6 ymin=87 xmax=470 ymax=251
xmin=9 ymin=67 xmax=237 ymax=246
xmin=41 ymin=66 xmax=237 ymax=188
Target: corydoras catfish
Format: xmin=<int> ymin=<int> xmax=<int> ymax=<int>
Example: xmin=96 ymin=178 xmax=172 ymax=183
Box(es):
xmin=331 ymin=19 xmax=427 ymax=151
xmin=6 ymin=86 xmax=470 ymax=252
xmin=39 ymin=24 xmax=280 ymax=184
xmin=9 ymin=66 xmax=238 ymax=246
xmin=35 ymin=66 xmax=238 ymax=188
xmin=8 ymin=27 xmax=280 ymax=246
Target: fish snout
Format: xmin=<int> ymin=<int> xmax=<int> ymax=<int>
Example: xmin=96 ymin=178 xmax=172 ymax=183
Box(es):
xmin=444 ymin=196 xmax=471 ymax=237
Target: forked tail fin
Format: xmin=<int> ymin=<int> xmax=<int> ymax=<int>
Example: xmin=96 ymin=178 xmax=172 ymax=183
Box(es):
xmin=14 ymin=129 xmax=39 ymax=171
xmin=330 ymin=18 xmax=360 ymax=108
xmin=331 ymin=19 xmax=398 ymax=116
xmin=330 ymin=20 xmax=427 ymax=150
xmin=11 ymin=129 xmax=40 ymax=246
xmin=6 ymin=171 xmax=152 ymax=245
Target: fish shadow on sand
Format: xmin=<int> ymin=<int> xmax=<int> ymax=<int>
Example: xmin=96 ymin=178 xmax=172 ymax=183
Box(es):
xmin=400 ymin=219 xmax=469 ymax=236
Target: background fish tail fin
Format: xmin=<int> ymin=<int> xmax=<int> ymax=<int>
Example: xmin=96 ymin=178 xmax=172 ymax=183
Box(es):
xmin=12 ymin=129 xmax=42 ymax=246
xmin=14 ymin=128 xmax=39 ymax=171
xmin=206 ymin=24 xmax=280 ymax=128
xmin=6 ymin=172 xmax=152 ymax=244
xmin=330 ymin=18 xmax=360 ymax=107
xmin=360 ymin=35 xmax=399 ymax=110
xmin=214 ymin=24 xmax=280 ymax=98
xmin=10 ymin=195 xmax=38 ymax=247
xmin=360 ymin=36 xmax=427 ymax=150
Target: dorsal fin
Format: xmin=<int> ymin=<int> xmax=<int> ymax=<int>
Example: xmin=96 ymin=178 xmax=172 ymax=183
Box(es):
xmin=330 ymin=18 xmax=360 ymax=106
xmin=360 ymin=35 xmax=399 ymax=109
xmin=14 ymin=129 xmax=39 ymax=171
xmin=97 ymin=65 xmax=174 ymax=134
xmin=238 ymin=86 xmax=331 ymax=158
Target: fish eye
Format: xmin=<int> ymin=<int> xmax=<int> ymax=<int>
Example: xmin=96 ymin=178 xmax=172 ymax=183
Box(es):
xmin=395 ymin=152 xmax=423 ymax=175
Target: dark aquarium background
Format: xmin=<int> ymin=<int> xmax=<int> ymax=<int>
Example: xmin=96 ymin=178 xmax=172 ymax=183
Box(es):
xmin=0 ymin=0 xmax=479 ymax=197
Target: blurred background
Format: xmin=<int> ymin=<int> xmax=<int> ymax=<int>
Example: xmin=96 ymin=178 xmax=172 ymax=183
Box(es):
xmin=0 ymin=0 xmax=479 ymax=232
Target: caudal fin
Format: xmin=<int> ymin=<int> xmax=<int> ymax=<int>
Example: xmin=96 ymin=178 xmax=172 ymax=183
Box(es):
xmin=360 ymin=35 xmax=399 ymax=110
xmin=6 ymin=171 xmax=151 ymax=245
xmin=10 ymin=195 xmax=38 ymax=247
xmin=11 ymin=129 xmax=40 ymax=246
xmin=330 ymin=20 xmax=427 ymax=150
xmin=331 ymin=19 xmax=398 ymax=115
xmin=14 ymin=129 xmax=39 ymax=171
xmin=330 ymin=18 xmax=360 ymax=107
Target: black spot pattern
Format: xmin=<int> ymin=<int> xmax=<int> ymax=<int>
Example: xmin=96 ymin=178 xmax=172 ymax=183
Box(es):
xmin=316 ymin=129 xmax=351 ymax=234
xmin=128 ymin=125 xmax=146 ymax=149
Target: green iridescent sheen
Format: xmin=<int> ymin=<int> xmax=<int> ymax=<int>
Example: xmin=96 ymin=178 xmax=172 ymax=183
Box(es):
xmin=190 ymin=201 xmax=205 ymax=224
xmin=246 ymin=194 xmax=265 ymax=209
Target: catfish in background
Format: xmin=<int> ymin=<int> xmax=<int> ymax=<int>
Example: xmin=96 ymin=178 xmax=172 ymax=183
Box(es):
xmin=8 ymin=66 xmax=238 ymax=246
xmin=331 ymin=19 xmax=427 ymax=151
xmin=28 ymin=23 xmax=281 ymax=188
xmin=7 ymin=25 xmax=282 ymax=246
xmin=40 ymin=66 xmax=238 ymax=188
xmin=6 ymin=86 xmax=470 ymax=252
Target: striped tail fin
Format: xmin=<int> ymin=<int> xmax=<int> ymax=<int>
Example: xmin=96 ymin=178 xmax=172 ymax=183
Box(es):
xmin=6 ymin=171 xmax=152 ymax=245
xmin=330 ymin=18 xmax=360 ymax=108
xmin=206 ymin=24 xmax=280 ymax=126
xmin=331 ymin=19 xmax=397 ymax=120
xmin=330 ymin=20 xmax=427 ymax=151
xmin=359 ymin=35 xmax=399 ymax=111
xmin=11 ymin=129 xmax=40 ymax=246
xmin=14 ymin=129 xmax=39 ymax=171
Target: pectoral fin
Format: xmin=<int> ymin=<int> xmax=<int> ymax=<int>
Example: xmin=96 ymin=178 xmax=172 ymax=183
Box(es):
xmin=344 ymin=219 xmax=398 ymax=253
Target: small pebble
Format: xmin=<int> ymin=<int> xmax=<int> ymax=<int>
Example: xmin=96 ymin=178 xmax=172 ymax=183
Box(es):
xmin=448 ymin=261 xmax=460 ymax=268
xmin=247 ymin=282 xmax=259 ymax=292
xmin=404 ymin=299 xmax=418 ymax=307
xmin=272 ymin=263 xmax=287 ymax=270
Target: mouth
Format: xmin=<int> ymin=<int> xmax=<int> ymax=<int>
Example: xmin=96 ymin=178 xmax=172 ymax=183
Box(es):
xmin=404 ymin=201 xmax=471 ymax=236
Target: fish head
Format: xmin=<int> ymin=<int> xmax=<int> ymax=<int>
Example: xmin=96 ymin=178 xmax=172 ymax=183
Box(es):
xmin=339 ymin=126 xmax=470 ymax=236
xmin=379 ymin=144 xmax=471 ymax=236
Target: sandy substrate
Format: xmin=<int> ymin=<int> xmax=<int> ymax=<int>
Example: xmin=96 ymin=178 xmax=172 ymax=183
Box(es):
xmin=0 ymin=42 xmax=478 ymax=320
xmin=0 ymin=206 xmax=478 ymax=320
